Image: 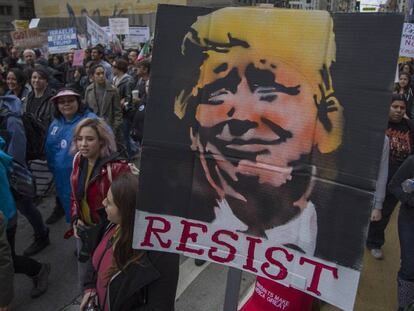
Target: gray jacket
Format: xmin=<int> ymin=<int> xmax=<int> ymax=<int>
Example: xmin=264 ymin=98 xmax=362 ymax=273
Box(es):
xmin=84 ymin=82 xmax=122 ymax=137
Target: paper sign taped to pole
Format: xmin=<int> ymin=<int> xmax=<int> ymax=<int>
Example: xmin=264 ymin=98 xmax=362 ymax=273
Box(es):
xmin=133 ymin=6 xmax=403 ymax=311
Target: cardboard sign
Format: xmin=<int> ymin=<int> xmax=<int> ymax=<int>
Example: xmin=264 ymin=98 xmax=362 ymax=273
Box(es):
xmin=48 ymin=27 xmax=78 ymax=54
xmin=10 ymin=28 xmax=45 ymax=48
xmin=109 ymin=18 xmax=129 ymax=35
xmin=124 ymin=26 xmax=150 ymax=48
xmin=399 ymin=23 xmax=414 ymax=57
xmin=86 ymin=16 xmax=108 ymax=46
xmin=72 ymin=49 xmax=84 ymax=67
xmin=133 ymin=6 xmax=403 ymax=311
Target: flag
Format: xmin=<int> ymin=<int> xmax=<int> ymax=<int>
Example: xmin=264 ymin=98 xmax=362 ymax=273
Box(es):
xmin=136 ymin=40 xmax=150 ymax=62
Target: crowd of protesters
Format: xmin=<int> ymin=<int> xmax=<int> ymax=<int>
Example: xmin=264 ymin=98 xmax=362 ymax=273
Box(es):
xmin=0 ymin=41 xmax=413 ymax=310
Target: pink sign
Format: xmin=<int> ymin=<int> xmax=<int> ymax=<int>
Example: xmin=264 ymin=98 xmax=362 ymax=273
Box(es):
xmin=72 ymin=49 xmax=84 ymax=67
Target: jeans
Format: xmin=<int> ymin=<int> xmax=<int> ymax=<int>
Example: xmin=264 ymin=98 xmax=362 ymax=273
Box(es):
xmin=122 ymin=118 xmax=138 ymax=159
xmin=15 ymin=197 xmax=48 ymax=238
xmin=398 ymin=206 xmax=414 ymax=281
xmin=366 ymin=191 xmax=399 ymax=249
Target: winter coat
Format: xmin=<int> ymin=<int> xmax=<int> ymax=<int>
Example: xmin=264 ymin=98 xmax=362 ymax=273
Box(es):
xmin=84 ymin=82 xmax=122 ymax=138
xmin=0 ymin=136 xmax=17 ymax=223
xmin=0 ymin=211 xmax=13 ymax=308
xmin=5 ymin=86 xmax=31 ymax=103
xmin=24 ymin=87 xmax=56 ymax=129
xmin=70 ymin=152 xmax=130 ymax=224
xmin=113 ymin=74 xmax=134 ymax=103
xmin=83 ymin=224 xmax=179 ymax=311
xmin=45 ymin=110 xmax=97 ymax=222
xmin=0 ymin=96 xmax=26 ymax=164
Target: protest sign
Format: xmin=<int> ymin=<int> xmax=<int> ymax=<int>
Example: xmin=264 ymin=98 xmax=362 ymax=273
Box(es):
xmin=48 ymin=28 xmax=78 ymax=54
xmin=109 ymin=18 xmax=129 ymax=35
xmin=124 ymin=26 xmax=150 ymax=48
xmin=12 ymin=20 xmax=29 ymax=31
xmin=399 ymin=23 xmax=414 ymax=57
xmin=29 ymin=18 xmax=40 ymax=29
xmin=10 ymin=28 xmax=46 ymax=48
xmin=72 ymin=50 xmax=84 ymax=66
xmin=86 ymin=16 xmax=109 ymax=46
xmin=133 ymin=6 xmax=403 ymax=311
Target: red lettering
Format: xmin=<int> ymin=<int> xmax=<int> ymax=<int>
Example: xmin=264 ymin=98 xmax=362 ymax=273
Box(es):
xmin=261 ymin=247 xmax=294 ymax=280
xmin=176 ymin=220 xmax=207 ymax=255
xmin=208 ymin=230 xmax=238 ymax=263
xmin=242 ymin=236 xmax=262 ymax=273
xmin=299 ymin=257 xmax=338 ymax=296
xmin=140 ymin=216 xmax=172 ymax=249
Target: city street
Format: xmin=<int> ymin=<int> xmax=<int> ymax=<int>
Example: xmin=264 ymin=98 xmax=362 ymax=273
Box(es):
xmin=11 ymin=193 xmax=400 ymax=311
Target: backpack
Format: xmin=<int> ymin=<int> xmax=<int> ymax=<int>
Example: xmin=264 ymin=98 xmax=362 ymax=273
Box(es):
xmin=21 ymin=112 xmax=46 ymax=161
xmin=8 ymin=159 xmax=36 ymax=199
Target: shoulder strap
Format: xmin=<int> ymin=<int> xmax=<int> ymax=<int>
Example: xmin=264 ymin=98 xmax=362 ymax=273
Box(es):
xmin=107 ymin=163 xmax=112 ymax=183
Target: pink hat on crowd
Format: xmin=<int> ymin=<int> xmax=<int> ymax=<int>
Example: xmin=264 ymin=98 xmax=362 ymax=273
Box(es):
xmin=50 ymin=89 xmax=81 ymax=104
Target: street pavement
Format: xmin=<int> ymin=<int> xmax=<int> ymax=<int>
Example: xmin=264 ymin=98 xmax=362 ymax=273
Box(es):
xmin=12 ymin=193 xmax=400 ymax=311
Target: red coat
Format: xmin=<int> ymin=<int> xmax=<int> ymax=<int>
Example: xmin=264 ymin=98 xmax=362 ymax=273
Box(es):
xmin=70 ymin=152 xmax=131 ymax=224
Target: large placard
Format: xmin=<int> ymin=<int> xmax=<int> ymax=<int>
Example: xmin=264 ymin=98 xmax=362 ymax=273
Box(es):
xmin=133 ymin=6 xmax=403 ymax=310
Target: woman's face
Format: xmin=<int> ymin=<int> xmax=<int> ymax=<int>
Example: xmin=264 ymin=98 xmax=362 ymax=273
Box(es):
xmin=399 ymin=75 xmax=409 ymax=88
xmin=93 ymin=67 xmax=106 ymax=85
xmin=31 ymin=72 xmax=48 ymax=91
xmin=76 ymin=126 xmax=101 ymax=161
xmin=56 ymin=95 xmax=79 ymax=120
xmin=103 ymin=189 xmax=122 ymax=224
xmin=53 ymin=56 xmax=60 ymax=66
xmin=402 ymin=65 xmax=411 ymax=73
xmin=6 ymin=72 xmax=19 ymax=91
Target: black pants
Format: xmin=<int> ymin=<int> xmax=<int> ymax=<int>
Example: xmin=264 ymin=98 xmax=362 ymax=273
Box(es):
xmin=6 ymin=224 xmax=41 ymax=277
xmin=366 ymin=191 xmax=399 ymax=249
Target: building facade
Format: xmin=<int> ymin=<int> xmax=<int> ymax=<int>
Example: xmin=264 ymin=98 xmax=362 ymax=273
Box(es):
xmin=0 ymin=0 xmax=34 ymax=42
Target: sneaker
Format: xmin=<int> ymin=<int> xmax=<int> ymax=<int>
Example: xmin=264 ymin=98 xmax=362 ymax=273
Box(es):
xmin=46 ymin=205 xmax=65 ymax=225
xmin=31 ymin=263 xmax=51 ymax=298
xmin=370 ymin=248 xmax=383 ymax=260
xmin=194 ymin=259 xmax=206 ymax=266
xmin=23 ymin=229 xmax=50 ymax=256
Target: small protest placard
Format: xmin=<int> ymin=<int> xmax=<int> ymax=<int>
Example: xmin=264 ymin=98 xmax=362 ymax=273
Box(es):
xmin=124 ymin=26 xmax=150 ymax=48
xmin=10 ymin=28 xmax=45 ymax=48
xmin=109 ymin=18 xmax=129 ymax=35
xmin=48 ymin=27 xmax=78 ymax=54
xmin=87 ymin=16 xmax=109 ymax=46
xmin=72 ymin=50 xmax=84 ymax=67
xmin=29 ymin=18 xmax=40 ymax=29
xmin=12 ymin=20 xmax=29 ymax=31
xmin=400 ymin=23 xmax=414 ymax=57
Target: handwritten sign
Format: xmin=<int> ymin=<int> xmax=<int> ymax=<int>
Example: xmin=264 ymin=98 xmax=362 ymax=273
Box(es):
xmin=10 ymin=28 xmax=46 ymax=48
xmin=109 ymin=18 xmax=129 ymax=35
xmin=400 ymin=23 xmax=414 ymax=57
xmin=48 ymin=28 xmax=78 ymax=54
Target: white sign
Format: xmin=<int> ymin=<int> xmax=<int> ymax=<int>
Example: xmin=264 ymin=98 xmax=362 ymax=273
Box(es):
xmin=124 ymin=26 xmax=150 ymax=48
xmin=86 ymin=16 xmax=109 ymax=46
xmin=109 ymin=18 xmax=129 ymax=35
xmin=29 ymin=18 xmax=40 ymax=29
xmin=400 ymin=23 xmax=414 ymax=57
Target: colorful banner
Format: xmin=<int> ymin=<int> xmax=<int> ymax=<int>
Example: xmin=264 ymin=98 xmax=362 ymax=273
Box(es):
xmin=399 ymin=23 xmax=414 ymax=57
xmin=10 ymin=28 xmax=46 ymax=48
xmin=48 ymin=27 xmax=78 ymax=54
xmin=132 ymin=6 xmax=403 ymax=311
xmin=72 ymin=49 xmax=84 ymax=66
xmin=33 ymin=0 xmax=187 ymax=17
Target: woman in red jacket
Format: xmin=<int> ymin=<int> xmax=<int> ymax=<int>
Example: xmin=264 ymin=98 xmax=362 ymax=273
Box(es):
xmin=69 ymin=118 xmax=130 ymax=284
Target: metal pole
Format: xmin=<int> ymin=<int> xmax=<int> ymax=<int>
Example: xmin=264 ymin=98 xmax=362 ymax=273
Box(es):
xmin=223 ymin=268 xmax=243 ymax=311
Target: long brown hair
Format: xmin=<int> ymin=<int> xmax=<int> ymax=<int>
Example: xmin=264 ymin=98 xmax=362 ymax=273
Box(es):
xmin=108 ymin=173 xmax=143 ymax=278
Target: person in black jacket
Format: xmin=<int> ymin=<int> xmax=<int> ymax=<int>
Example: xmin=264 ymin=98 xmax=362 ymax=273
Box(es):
xmin=388 ymin=156 xmax=414 ymax=310
xmin=80 ymin=173 xmax=179 ymax=311
xmin=366 ymin=94 xmax=414 ymax=259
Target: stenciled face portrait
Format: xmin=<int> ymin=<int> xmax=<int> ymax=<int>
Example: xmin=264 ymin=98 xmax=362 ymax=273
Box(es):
xmin=175 ymin=8 xmax=344 ymax=237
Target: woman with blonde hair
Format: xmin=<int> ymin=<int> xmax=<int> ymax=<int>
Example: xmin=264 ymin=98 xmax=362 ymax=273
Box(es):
xmin=70 ymin=118 xmax=130 ymax=285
